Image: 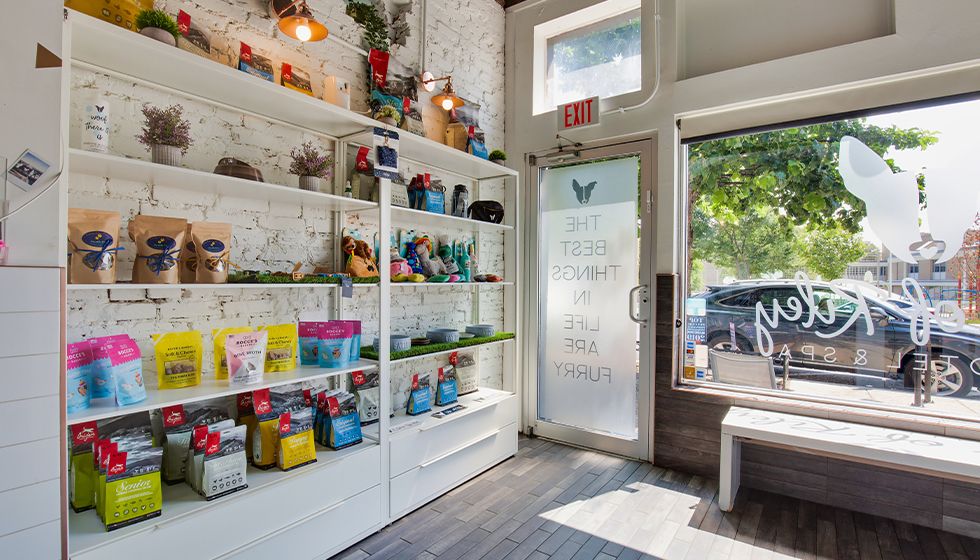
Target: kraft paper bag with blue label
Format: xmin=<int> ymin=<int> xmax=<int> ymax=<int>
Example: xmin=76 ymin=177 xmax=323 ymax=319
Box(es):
xmin=128 ymin=215 xmax=187 ymax=284
xmin=191 ymin=222 xmax=232 ymax=284
xmin=68 ymin=208 xmax=122 ymax=284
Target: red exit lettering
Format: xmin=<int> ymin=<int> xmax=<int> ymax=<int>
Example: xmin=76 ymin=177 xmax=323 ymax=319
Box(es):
xmin=559 ymin=97 xmax=599 ymax=131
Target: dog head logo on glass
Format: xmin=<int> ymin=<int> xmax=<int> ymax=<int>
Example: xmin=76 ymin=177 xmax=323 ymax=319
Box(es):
xmin=572 ymin=179 xmax=597 ymax=205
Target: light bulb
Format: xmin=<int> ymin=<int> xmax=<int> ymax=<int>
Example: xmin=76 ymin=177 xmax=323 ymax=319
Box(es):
xmin=295 ymin=22 xmax=312 ymax=41
xmin=441 ymin=98 xmax=455 ymax=111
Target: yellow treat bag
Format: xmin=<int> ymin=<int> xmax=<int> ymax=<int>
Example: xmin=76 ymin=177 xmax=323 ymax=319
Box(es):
xmin=236 ymin=392 xmax=259 ymax=461
xmin=258 ymin=323 xmax=298 ymax=372
xmin=213 ymin=326 xmax=252 ymax=379
xmin=152 ymin=331 xmax=203 ymax=389
xmin=276 ymin=408 xmax=316 ymax=471
xmin=250 ymin=388 xmax=279 ymax=469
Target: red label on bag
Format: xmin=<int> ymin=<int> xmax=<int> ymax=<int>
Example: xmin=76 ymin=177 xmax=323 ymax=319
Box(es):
xmin=177 ymin=10 xmax=191 ymax=36
xmin=205 ymin=431 xmax=221 ymax=456
xmin=468 ymin=126 xmax=476 ymax=139
xmin=403 ymin=97 xmax=411 ymax=114
xmin=302 ymin=389 xmax=312 ymax=407
xmin=317 ymin=392 xmax=327 ymax=411
xmin=107 ymin=452 xmax=127 ymax=476
xmin=279 ymin=412 xmax=291 ymax=435
xmin=327 ymin=396 xmax=340 ymax=417
xmin=411 ymin=373 xmax=419 ymax=390
xmin=368 ymin=49 xmax=390 ymax=89
xmin=237 ymin=392 xmax=253 ymax=413
xmin=253 ymin=389 xmax=272 ymax=415
xmin=449 ymin=351 xmax=458 ymax=366
xmin=352 ymin=371 xmax=366 ymax=385
xmin=356 ymin=146 xmax=371 ymax=172
xmin=423 ymin=173 xmax=431 ymax=189
xmin=193 ymin=425 xmax=209 ymax=451
xmin=282 ymin=62 xmax=293 ymax=82
xmin=240 ymin=42 xmax=253 ymax=64
xmin=162 ymin=405 xmax=186 ymax=428
xmin=71 ymin=421 xmax=99 ymax=446
xmin=438 ymin=367 xmax=445 ymax=382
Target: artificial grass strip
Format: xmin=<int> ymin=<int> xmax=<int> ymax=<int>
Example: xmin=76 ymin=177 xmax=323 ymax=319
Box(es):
xmin=228 ymin=273 xmax=380 ymax=285
xmin=359 ymin=332 xmax=515 ymax=361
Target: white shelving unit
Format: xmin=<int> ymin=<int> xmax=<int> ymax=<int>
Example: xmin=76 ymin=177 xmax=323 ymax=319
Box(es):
xmin=61 ymin=10 xmax=521 ymax=559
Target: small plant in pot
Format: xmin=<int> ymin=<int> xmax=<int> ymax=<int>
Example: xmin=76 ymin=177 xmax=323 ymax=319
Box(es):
xmin=137 ymin=104 xmax=192 ymax=167
xmin=135 ymin=9 xmax=180 ymax=47
xmin=489 ymin=149 xmax=507 ymax=165
xmin=374 ymin=105 xmax=402 ymax=128
xmin=289 ymin=141 xmax=335 ymax=192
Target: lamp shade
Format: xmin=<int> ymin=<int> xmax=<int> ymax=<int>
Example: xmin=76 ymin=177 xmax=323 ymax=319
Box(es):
xmin=431 ymin=80 xmax=464 ymax=111
xmin=270 ymin=0 xmax=328 ymax=42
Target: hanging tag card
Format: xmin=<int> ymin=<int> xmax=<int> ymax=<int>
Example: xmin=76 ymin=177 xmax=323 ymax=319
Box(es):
xmin=373 ymin=127 xmax=400 ymax=180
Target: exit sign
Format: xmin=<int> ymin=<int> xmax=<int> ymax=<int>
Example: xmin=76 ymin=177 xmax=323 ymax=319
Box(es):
xmin=558 ymin=96 xmax=599 ymax=131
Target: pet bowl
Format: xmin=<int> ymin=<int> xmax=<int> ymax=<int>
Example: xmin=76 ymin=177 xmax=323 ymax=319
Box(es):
xmin=374 ymin=335 xmax=411 ymax=352
xmin=427 ymin=328 xmax=460 ymax=343
xmin=465 ymin=324 xmax=496 ymax=338
xmin=411 ymin=337 xmax=432 ymax=346
xmin=458 ymin=332 xmax=476 ymax=340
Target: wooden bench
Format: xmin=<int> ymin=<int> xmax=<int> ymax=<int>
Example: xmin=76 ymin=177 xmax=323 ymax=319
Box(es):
xmin=719 ymin=406 xmax=980 ymax=512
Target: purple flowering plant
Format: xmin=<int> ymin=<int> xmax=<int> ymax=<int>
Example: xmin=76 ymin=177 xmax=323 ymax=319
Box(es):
xmin=136 ymin=104 xmax=193 ymax=154
xmin=289 ymin=141 xmax=335 ymax=179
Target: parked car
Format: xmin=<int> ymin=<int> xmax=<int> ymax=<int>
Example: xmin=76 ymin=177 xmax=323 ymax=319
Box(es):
xmin=692 ymin=279 xmax=979 ymax=397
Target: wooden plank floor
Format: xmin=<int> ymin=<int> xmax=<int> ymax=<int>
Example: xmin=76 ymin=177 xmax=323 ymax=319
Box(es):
xmin=336 ymin=437 xmax=980 ymax=560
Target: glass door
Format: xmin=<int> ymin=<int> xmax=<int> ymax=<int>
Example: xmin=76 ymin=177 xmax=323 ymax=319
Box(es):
xmin=525 ymin=140 xmax=654 ymax=459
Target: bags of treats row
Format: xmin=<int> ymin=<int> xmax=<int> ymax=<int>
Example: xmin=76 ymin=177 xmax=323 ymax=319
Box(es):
xmin=151 ymin=403 xmax=230 ymax=484
xmin=214 ymin=323 xmax=297 ymax=382
xmin=68 ymin=335 xmax=147 ymax=412
xmin=251 ymin=387 xmax=315 ymax=470
xmin=315 ymin=390 xmax=363 ymax=450
xmin=298 ymin=320 xmax=361 ymax=369
xmin=92 ymin=419 xmax=160 ymax=531
xmin=186 ymin=420 xmax=248 ymax=500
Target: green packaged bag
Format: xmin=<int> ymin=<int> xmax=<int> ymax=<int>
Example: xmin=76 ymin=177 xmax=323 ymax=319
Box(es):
xmin=69 ymin=422 xmax=99 ymax=512
xmin=103 ymin=446 xmax=163 ymax=531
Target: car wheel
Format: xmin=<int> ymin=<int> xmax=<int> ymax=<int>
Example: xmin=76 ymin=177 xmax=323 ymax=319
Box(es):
xmin=707 ymin=332 xmax=752 ymax=353
xmin=902 ymin=352 xmax=974 ymax=398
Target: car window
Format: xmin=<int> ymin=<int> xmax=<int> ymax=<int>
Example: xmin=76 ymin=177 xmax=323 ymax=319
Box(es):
xmin=757 ymin=288 xmax=799 ymax=307
xmin=812 ymin=289 xmax=857 ymax=316
xmin=719 ymin=289 xmax=759 ymax=308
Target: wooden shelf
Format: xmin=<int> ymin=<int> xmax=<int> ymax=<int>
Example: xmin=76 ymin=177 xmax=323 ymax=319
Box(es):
xmin=68 ymin=10 xmax=518 ymax=182
xmin=69 ymin=149 xmax=377 ymax=212
xmin=66 ymin=361 xmax=378 ymax=425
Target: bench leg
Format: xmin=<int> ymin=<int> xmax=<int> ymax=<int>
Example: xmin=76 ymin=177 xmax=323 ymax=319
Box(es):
xmin=719 ymin=433 xmax=740 ymax=512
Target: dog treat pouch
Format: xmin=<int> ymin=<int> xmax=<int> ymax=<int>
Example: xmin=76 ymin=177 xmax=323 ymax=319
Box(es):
xmin=88 ymin=334 xmax=128 ymax=400
xmin=68 ymin=208 xmax=122 ymax=284
xmin=239 ymin=42 xmax=274 ymax=82
xmin=317 ymin=321 xmax=353 ymax=369
xmin=277 ymin=408 xmax=317 ymax=471
xmin=212 ymin=326 xmax=252 ymax=380
xmin=180 ymin=222 xmax=196 ymax=283
xmin=103 ymin=446 xmax=163 ymax=531
xmin=339 ymin=320 xmax=362 ymax=361
xmin=435 ymin=366 xmax=459 ymax=406
xmin=406 ymin=373 xmax=432 ymax=415
xmin=298 ymin=321 xmax=324 ymax=365
xmin=103 ymin=336 xmax=147 ymax=406
xmin=258 ymin=323 xmax=298 ymax=372
xmin=350 ymin=370 xmax=380 ymax=426
xmin=69 ymin=422 xmax=99 ymax=512
xmin=281 ymin=62 xmax=313 ymax=95
xmin=226 ymin=331 xmax=268 ymax=387
xmin=201 ymin=424 xmax=248 ymax=499
xmin=128 ymin=215 xmax=187 ymax=284
xmin=325 ymin=392 xmax=363 ymax=450
xmin=67 ymin=341 xmax=94 ymax=413
xmin=152 ymin=331 xmax=203 ymax=389
xmin=192 ymin=222 xmax=232 ymax=283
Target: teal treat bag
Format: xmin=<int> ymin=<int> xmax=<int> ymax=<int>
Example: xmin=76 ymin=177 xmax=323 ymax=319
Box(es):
xmin=340 ymin=320 xmax=362 ymax=361
xmin=107 ymin=337 xmax=146 ymax=406
xmin=66 ymin=342 xmax=93 ymax=413
xmin=317 ymin=321 xmax=353 ymax=368
xmin=89 ymin=335 xmax=129 ymax=399
xmin=298 ymin=321 xmax=323 ymax=365
xmin=326 ymin=392 xmax=363 ymax=450
xmin=435 ymin=366 xmax=458 ymax=406
xmin=406 ymin=373 xmax=432 ymax=416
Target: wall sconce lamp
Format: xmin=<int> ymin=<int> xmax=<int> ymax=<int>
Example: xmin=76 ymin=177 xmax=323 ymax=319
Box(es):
xmin=421 ymin=71 xmax=464 ymax=111
xmin=269 ymin=0 xmax=328 ymax=42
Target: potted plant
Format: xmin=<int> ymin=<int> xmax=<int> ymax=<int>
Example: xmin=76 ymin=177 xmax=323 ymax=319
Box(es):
xmin=137 ymin=104 xmax=192 ymax=166
xmin=135 ymin=9 xmax=180 ymax=47
xmin=289 ymin=141 xmax=335 ymax=192
xmin=374 ymin=105 xmax=402 ymax=128
xmin=489 ymin=149 xmax=507 ymax=165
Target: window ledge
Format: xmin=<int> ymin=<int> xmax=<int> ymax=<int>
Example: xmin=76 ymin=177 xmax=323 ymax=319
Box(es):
xmin=669 ymin=382 xmax=980 ymax=442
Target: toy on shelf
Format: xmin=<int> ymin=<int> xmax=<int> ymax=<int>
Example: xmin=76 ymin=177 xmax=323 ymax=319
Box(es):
xmin=414 ymin=237 xmax=449 ymax=282
xmin=404 ymin=240 xmax=423 ymax=274
xmin=343 ymin=235 xmax=379 ymax=278
xmin=390 ymin=246 xmax=412 ymax=278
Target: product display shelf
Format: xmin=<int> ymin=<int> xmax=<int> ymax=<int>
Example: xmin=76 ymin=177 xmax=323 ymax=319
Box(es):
xmin=68 ymin=282 xmax=378 ymax=291
xmin=66 ymin=361 xmax=378 ymax=425
xmin=68 ymin=10 xmax=518 ymax=182
xmin=390 ymin=281 xmax=513 ymax=288
xmin=69 ymin=149 xmax=376 ymax=212
xmin=388 ymin=388 xmax=514 ymax=434
xmin=68 ymin=439 xmax=379 ymax=557
xmin=360 ymin=336 xmax=516 ymax=365
xmin=389 ymin=206 xmax=514 ymax=231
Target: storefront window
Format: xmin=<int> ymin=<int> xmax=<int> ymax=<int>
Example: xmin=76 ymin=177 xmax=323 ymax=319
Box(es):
xmin=682 ymin=97 xmax=980 ymax=419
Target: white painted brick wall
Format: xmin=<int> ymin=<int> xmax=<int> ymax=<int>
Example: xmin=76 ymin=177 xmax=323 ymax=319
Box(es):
xmin=67 ymin=0 xmax=509 ymax=402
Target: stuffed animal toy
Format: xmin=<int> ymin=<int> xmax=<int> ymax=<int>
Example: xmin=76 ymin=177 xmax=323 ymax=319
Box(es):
xmin=436 ymin=244 xmax=460 ymax=275
xmin=404 ymin=241 xmax=423 ymax=274
xmin=390 ymin=246 xmax=412 ymax=279
xmin=414 ymin=237 xmax=447 ymax=278
xmin=344 ymin=237 xmax=378 ymax=278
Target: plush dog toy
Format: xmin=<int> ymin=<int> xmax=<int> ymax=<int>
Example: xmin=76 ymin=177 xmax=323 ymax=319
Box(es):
xmin=390 ymin=246 xmax=412 ymax=279
xmin=343 ymin=236 xmax=378 ymax=278
xmin=414 ymin=237 xmax=447 ymax=278
xmin=405 ymin=240 xmax=423 ymax=274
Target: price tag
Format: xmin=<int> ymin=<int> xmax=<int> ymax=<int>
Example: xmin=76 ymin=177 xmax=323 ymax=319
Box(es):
xmin=341 ymin=276 xmax=353 ymax=298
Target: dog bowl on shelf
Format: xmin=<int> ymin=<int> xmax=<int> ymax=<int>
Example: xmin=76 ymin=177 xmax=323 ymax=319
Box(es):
xmin=427 ymin=328 xmax=460 ymax=343
xmin=458 ymin=332 xmax=476 ymax=340
xmin=411 ymin=337 xmax=432 ymax=346
xmin=465 ymin=324 xmax=495 ymax=338
xmin=374 ymin=335 xmax=411 ymax=352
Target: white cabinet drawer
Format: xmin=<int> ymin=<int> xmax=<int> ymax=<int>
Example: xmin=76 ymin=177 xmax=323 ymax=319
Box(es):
xmin=71 ymin=445 xmax=380 ymax=560
xmin=390 ymin=394 xmax=518 ymax=477
xmin=228 ymin=485 xmax=382 ymax=560
xmin=390 ymin=423 xmax=517 ymax=518
xmin=0 ymin=311 xmax=60 ymax=358
xmin=0 ymin=267 xmax=61 ymax=313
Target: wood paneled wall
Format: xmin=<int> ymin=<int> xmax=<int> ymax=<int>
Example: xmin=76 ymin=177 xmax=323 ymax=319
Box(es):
xmin=652 ymin=274 xmax=980 ymax=537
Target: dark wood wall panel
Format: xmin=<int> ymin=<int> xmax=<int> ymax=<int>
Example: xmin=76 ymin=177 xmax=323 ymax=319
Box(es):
xmin=652 ymin=273 xmax=980 ymax=537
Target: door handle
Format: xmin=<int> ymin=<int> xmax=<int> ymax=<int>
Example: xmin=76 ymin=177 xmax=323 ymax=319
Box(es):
xmin=629 ymin=284 xmax=650 ymax=325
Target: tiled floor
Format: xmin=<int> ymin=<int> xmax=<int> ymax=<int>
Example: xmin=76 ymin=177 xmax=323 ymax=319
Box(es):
xmin=337 ymin=437 xmax=980 ymax=560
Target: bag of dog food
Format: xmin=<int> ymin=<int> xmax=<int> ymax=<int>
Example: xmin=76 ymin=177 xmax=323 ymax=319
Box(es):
xmin=152 ymin=331 xmax=203 ymax=389
xmin=69 ymin=421 xmax=99 ymax=512
xmin=258 ymin=323 xmax=298 ymax=372
xmin=250 ymin=387 xmax=306 ymax=469
xmin=455 ymin=352 xmax=479 ymax=395
xmin=324 ymin=391 xmax=362 ymax=450
xmin=435 ymin=366 xmax=458 ymax=406
xmin=235 ymin=392 xmax=258 ymax=461
xmin=128 ymin=215 xmax=187 ymax=284
xmin=88 ymin=334 xmax=129 ymax=400
xmin=67 ymin=208 xmax=122 ymax=284
xmin=239 ymin=42 xmax=274 ymax=82
xmin=350 ymin=370 xmax=380 ymax=426
xmin=103 ymin=446 xmax=163 ymax=531
xmin=406 ymin=373 xmax=432 ymax=415
xmin=67 ymin=341 xmax=94 ymax=413
xmin=212 ymin=326 xmax=252 ymax=380
xmin=186 ymin=419 xmax=234 ymax=494
xmin=104 ymin=336 xmax=147 ymax=406
xmin=192 ymin=222 xmax=232 ymax=283
xmin=156 ymin=403 xmax=228 ymax=484
xmin=180 ymin=222 xmax=196 ymax=283
xmin=281 ymin=62 xmax=313 ymax=96
xmin=277 ymin=408 xmax=317 ymax=471
xmin=176 ymin=10 xmax=213 ymax=59
xmin=298 ymin=321 xmax=323 ymax=365
xmin=202 ymin=424 xmax=249 ymax=499
xmin=226 ymin=331 xmax=268 ymax=386
xmin=317 ymin=321 xmax=353 ymax=369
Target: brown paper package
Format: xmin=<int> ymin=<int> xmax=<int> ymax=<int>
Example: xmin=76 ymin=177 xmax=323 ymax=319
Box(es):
xmin=128 ymin=215 xmax=188 ymax=284
xmin=192 ymin=222 xmax=232 ymax=283
xmin=67 ymin=208 xmax=122 ymax=284
xmin=180 ymin=222 xmax=196 ymax=284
